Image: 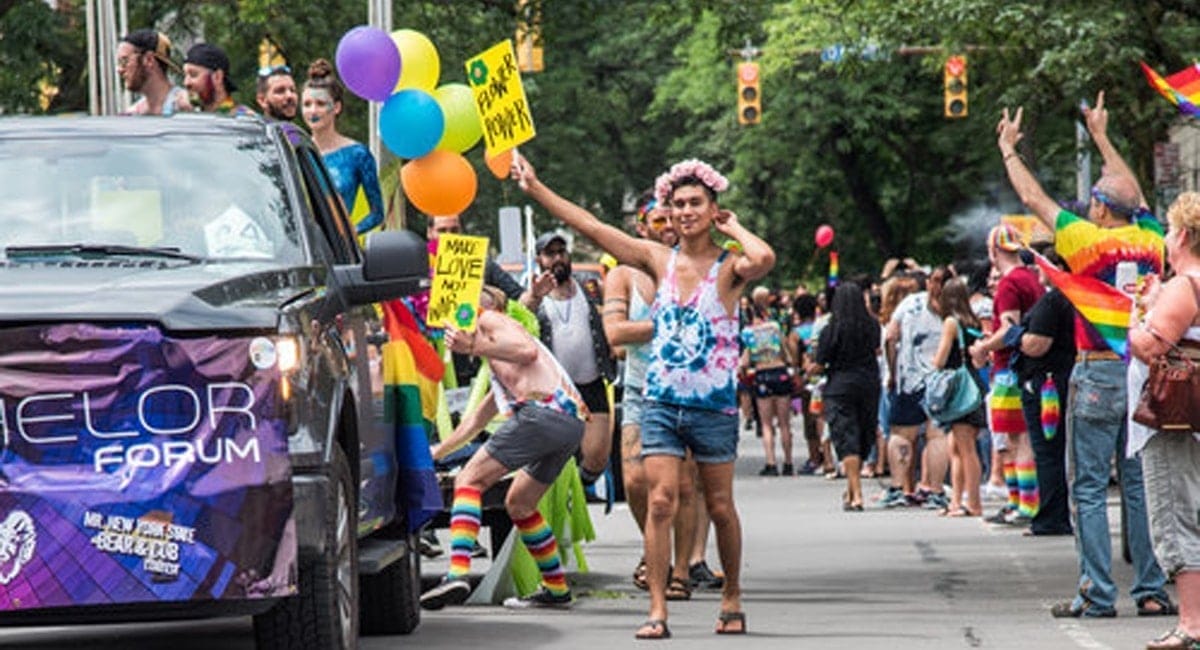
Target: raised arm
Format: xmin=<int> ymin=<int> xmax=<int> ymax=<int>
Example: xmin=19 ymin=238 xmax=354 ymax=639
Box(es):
xmin=997 ymin=107 xmax=1061 ymax=227
xmin=1083 ymin=90 xmax=1147 ymax=208
xmin=512 ymin=152 xmax=661 ymax=276
xmin=713 ymin=210 xmax=775 ymax=284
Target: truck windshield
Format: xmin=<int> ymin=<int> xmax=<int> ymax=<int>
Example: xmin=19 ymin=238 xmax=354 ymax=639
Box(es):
xmin=0 ymin=133 xmax=303 ymax=264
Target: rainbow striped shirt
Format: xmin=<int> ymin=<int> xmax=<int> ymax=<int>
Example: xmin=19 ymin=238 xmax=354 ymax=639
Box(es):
xmin=1054 ymin=209 xmax=1163 ymax=351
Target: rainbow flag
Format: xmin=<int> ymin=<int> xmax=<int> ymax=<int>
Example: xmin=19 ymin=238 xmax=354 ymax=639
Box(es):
xmin=1139 ymin=61 xmax=1200 ymax=118
xmin=828 ymin=250 xmax=839 ymax=287
xmin=1033 ymin=253 xmax=1132 ymax=361
xmin=381 ymin=300 xmax=444 ymax=532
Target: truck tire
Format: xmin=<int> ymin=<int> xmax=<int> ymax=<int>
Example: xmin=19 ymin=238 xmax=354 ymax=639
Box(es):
xmin=360 ymin=531 xmax=421 ymax=635
xmin=254 ymin=445 xmax=359 ymax=650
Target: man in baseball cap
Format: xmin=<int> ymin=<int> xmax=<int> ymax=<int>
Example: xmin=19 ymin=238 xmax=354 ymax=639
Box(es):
xmin=535 ymin=231 xmax=568 ymax=256
xmin=183 ymin=43 xmax=253 ymax=115
xmin=117 ymin=29 xmax=192 ymax=115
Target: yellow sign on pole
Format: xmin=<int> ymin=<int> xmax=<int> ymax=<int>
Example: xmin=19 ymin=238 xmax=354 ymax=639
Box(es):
xmin=465 ymin=40 xmax=536 ymax=155
xmin=427 ymin=234 xmax=489 ymax=332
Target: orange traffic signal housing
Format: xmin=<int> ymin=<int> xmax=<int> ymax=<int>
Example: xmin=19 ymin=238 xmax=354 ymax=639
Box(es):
xmin=944 ymin=55 xmax=967 ymax=118
xmin=737 ymin=62 xmax=761 ymax=125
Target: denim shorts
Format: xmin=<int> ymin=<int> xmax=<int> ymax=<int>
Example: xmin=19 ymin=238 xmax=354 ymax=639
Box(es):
xmin=621 ymin=387 xmax=645 ymax=429
xmin=640 ymin=400 xmax=738 ymax=464
xmin=889 ymin=389 xmax=927 ymax=427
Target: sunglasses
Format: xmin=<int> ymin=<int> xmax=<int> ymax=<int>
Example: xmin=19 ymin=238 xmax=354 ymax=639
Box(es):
xmin=258 ymin=64 xmax=292 ymax=78
xmin=117 ymin=50 xmax=146 ymax=68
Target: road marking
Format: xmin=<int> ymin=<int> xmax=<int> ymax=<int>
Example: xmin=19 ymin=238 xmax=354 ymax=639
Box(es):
xmin=1057 ymin=621 xmax=1113 ymax=649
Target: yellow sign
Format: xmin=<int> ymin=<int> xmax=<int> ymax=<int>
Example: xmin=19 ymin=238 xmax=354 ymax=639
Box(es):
xmin=427 ymin=234 xmax=489 ymax=332
xmin=1001 ymin=214 xmax=1054 ymax=245
xmin=465 ymin=40 xmax=536 ymax=155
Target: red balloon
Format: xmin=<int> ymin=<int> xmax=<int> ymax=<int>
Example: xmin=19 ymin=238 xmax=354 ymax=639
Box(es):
xmin=815 ymin=224 xmax=835 ymax=248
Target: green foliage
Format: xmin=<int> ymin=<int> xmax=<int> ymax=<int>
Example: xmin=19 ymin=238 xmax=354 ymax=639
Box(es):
xmin=7 ymin=0 xmax=1200 ymax=287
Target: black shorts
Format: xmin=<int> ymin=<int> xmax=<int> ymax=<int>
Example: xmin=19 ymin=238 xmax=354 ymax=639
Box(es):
xmin=889 ymin=389 xmax=928 ymax=427
xmin=576 ymin=377 xmax=611 ymax=414
xmin=753 ymin=366 xmax=792 ymax=398
xmin=824 ymin=391 xmax=879 ymax=460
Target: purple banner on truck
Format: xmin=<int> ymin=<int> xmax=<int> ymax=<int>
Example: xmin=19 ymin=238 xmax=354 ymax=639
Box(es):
xmin=0 ymin=324 xmax=295 ymax=609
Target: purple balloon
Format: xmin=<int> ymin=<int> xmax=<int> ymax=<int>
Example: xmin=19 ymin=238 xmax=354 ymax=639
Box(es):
xmin=335 ymin=26 xmax=401 ymax=102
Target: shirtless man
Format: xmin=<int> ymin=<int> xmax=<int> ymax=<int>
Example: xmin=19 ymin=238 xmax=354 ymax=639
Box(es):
xmin=419 ymin=285 xmax=588 ymax=611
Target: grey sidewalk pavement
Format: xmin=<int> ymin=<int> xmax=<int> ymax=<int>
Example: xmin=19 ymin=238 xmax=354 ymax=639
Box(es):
xmin=404 ymin=429 xmax=1177 ymax=650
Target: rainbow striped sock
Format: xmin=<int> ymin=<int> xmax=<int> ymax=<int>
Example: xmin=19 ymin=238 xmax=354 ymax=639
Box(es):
xmin=1040 ymin=377 xmax=1060 ymax=440
xmin=446 ymin=486 xmax=482 ymax=580
xmin=1017 ymin=461 xmax=1039 ymax=518
xmin=1003 ymin=460 xmax=1019 ymax=510
xmin=514 ymin=511 xmax=568 ymax=596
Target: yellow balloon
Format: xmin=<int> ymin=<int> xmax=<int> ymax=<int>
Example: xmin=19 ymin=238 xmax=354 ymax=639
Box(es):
xmin=391 ymin=29 xmax=440 ymax=92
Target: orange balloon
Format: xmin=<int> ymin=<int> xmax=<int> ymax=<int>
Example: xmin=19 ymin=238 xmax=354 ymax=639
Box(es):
xmin=401 ymin=150 xmax=478 ymax=216
xmin=485 ymin=148 xmax=513 ymax=180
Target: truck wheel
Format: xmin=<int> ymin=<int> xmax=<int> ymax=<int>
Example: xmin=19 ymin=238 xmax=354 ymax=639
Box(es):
xmin=255 ymin=445 xmax=359 ymax=650
xmin=360 ymin=531 xmax=421 ymax=635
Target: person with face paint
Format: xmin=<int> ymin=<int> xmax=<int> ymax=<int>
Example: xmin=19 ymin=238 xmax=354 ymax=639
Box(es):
xmin=255 ymin=64 xmax=297 ymax=122
xmin=182 ymin=43 xmax=253 ymax=116
xmin=117 ymin=29 xmax=192 ymax=116
xmin=527 ymin=230 xmax=616 ymax=502
xmin=302 ymin=59 xmax=383 ymax=235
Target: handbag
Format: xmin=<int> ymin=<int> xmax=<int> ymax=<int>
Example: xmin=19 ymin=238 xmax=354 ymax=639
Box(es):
xmin=921 ymin=322 xmax=983 ymax=424
xmin=1132 ymin=337 xmax=1200 ymax=432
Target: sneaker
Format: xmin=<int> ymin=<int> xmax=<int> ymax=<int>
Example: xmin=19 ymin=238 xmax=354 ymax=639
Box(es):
xmin=758 ymin=464 xmax=779 ymax=476
xmin=1004 ymin=511 xmax=1033 ymax=527
xmin=688 ymin=561 xmax=724 ymax=590
xmin=922 ymin=492 xmax=951 ymax=511
xmin=502 ymin=587 xmax=573 ymax=610
xmin=781 ymin=463 xmax=795 ymax=476
xmin=420 ymin=577 xmax=470 ymax=610
xmin=418 ymin=529 xmax=444 ymax=559
xmin=470 ymin=541 xmax=488 ymax=558
xmin=984 ymin=506 xmax=1016 ymax=524
xmin=981 ymin=483 xmax=1010 ymax=502
xmin=881 ymin=486 xmax=909 ymax=508
xmin=798 ymin=460 xmax=820 ymax=475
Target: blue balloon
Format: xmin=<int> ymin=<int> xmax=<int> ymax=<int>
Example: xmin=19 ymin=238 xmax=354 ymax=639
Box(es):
xmin=379 ymin=90 xmax=445 ymax=160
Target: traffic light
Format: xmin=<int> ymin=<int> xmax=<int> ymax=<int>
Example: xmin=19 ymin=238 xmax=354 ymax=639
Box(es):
xmin=944 ymin=54 xmax=967 ymax=118
xmin=516 ymin=0 xmax=544 ymax=72
xmin=737 ymin=62 xmax=761 ymax=125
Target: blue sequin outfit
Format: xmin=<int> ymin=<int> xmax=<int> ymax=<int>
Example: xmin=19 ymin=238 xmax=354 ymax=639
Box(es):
xmin=322 ymin=143 xmax=384 ymax=234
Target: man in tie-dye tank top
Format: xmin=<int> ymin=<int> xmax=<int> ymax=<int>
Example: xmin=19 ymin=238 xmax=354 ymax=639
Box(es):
xmin=997 ymin=92 xmax=1174 ymax=620
xmin=513 ymin=153 xmax=774 ymax=639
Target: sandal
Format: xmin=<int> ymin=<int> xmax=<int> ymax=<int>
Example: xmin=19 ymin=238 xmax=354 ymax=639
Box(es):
xmin=633 ymin=558 xmax=649 ymax=591
xmin=1139 ymin=595 xmax=1180 ymax=617
xmin=1147 ymin=628 xmax=1200 ymax=650
xmin=715 ymin=610 xmax=747 ymax=634
xmin=665 ymin=575 xmax=692 ymax=601
xmin=635 ymin=619 xmax=671 ymax=640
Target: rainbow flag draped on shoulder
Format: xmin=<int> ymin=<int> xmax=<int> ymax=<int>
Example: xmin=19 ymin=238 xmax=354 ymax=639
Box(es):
xmin=1140 ymin=61 xmax=1200 ymax=118
xmin=1033 ymin=253 xmax=1133 ymax=361
xmin=381 ymin=300 xmax=444 ymax=532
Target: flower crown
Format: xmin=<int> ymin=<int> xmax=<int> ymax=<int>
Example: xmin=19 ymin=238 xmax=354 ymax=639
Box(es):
xmin=654 ymin=159 xmax=729 ymax=204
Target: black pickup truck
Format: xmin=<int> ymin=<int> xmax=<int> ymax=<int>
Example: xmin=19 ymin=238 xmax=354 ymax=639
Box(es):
xmin=0 ymin=115 xmax=429 ymax=649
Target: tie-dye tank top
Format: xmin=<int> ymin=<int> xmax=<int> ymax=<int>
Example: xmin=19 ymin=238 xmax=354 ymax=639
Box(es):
xmin=645 ymin=250 xmax=740 ymax=414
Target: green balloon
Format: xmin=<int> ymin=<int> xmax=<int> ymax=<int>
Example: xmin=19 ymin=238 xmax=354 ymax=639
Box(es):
xmin=433 ymin=83 xmax=483 ymax=153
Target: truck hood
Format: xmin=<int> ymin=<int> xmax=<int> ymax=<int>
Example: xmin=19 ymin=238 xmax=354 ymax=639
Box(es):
xmin=0 ymin=261 xmax=323 ymax=331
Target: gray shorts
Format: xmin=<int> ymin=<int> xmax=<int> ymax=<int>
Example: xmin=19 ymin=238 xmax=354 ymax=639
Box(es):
xmin=1143 ymin=433 xmax=1200 ymax=576
xmin=621 ymin=388 xmax=646 ymax=429
xmin=484 ymin=404 xmax=585 ymax=485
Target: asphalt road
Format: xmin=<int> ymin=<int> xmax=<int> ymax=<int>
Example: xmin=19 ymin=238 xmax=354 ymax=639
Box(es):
xmin=0 ymin=430 xmax=1175 ymax=649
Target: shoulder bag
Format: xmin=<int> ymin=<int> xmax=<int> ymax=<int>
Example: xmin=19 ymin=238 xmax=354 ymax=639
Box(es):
xmin=921 ymin=321 xmax=983 ymax=424
xmin=1133 ymin=276 xmax=1200 ymax=432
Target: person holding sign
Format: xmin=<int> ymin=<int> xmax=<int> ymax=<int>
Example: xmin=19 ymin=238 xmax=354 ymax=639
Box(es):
xmin=512 ymin=154 xmax=774 ymax=638
xmin=420 ymin=285 xmax=588 ymax=611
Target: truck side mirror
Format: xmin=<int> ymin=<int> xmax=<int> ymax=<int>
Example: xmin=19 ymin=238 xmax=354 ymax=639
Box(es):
xmin=330 ymin=230 xmax=429 ymax=307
